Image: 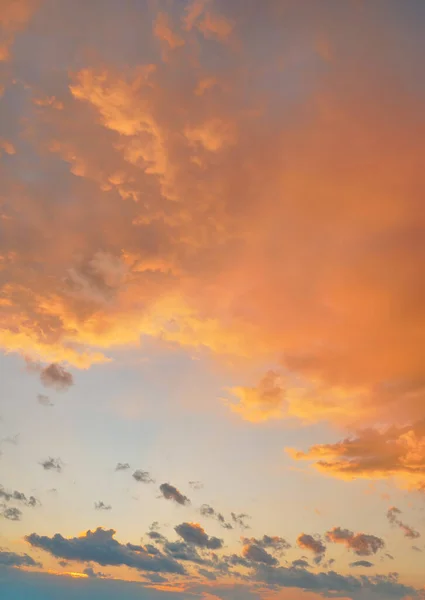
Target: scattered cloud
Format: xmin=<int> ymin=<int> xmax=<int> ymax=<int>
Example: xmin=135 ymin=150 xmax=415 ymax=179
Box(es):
xmin=37 ymin=394 xmax=53 ymax=407
xmin=387 ymin=507 xmax=420 ymax=539
xmin=159 ymin=483 xmax=190 ymax=506
xmin=200 ymin=504 xmax=232 ymax=529
xmin=115 ymin=463 xmax=130 ymax=471
xmin=0 ymin=485 xmax=39 ymax=507
xmin=296 ymin=534 xmax=326 ymax=563
xmin=350 ymin=560 xmax=374 ymax=568
xmin=0 ymin=550 xmax=41 ymax=569
xmin=175 ymin=522 xmax=223 ymax=550
xmin=40 ymin=458 xmax=63 ymax=472
xmin=133 ymin=470 xmax=155 ymax=484
xmin=94 ymin=501 xmax=112 ymax=511
xmin=231 ymin=513 xmax=250 ymax=529
xmin=2 ymin=506 xmax=22 ymax=521
xmin=189 ymin=481 xmax=203 ymax=490
xmin=242 ymin=543 xmax=277 ymax=566
xmin=40 ymin=364 xmax=74 ymax=391
xmin=291 ymin=558 xmax=309 ymax=569
xmin=242 ymin=535 xmax=291 ymax=554
xmin=326 ymin=527 xmax=385 ymax=556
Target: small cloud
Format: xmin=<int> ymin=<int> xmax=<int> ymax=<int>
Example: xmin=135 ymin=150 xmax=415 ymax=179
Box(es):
xmin=133 ymin=470 xmax=155 ymax=484
xmin=292 ymin=559 xmax=309 ymax=569
xmin=115 ymin=462 xmax=130 ymax=471
xmin=242 ymin=543 xmax=277 ymax=566
xmin=159 ymin=483 xmax=190 ymax=506
xmin=40 ymin=457 xmax=63 ymax=472
xmin=326 ymin=527 xmax=384 ymax=556
xmin=175 ymin=522 xmax=223 ymax=549
xmin=200 ymin=504 xmax=232 ymax=529
xmin=350 ymin=560 xmax=374 ymax=568
xmin=40 ymin=364 xmax=73 ymax=392
xmin=2 ymin=506 xmax=22 ymax=521
xmin=386 ymin=506 xmax=420 ymax=539
xmin=83 ymin=566 xmax=106 ymax=578
xmin=243 ymin=535 xmax=291 ymax=554
xmin=0 ymin=485 xmax=39 ymax=507
xmin=37 ymin=394 xmax=54 ymax=407
xmin=231 ymin=512 xmax=250 ymax=529
xmin=297 ymin=534 xmax=326 ymax=563
xmin=94 ymin=501 xmax=111 ymax=511
xmin=189 ymin=481 xmax=203 ymax=490
xmin=412 ymin=546 xmax=422 ymax=552
xmin=0 ymin=550 xmax=41 ymax=568
xmin=198 ymin=568 xmax=217 ymax=581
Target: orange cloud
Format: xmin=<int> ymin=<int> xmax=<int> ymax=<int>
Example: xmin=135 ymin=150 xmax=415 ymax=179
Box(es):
xmin=225 ymin=371 xmax=285 ymax=422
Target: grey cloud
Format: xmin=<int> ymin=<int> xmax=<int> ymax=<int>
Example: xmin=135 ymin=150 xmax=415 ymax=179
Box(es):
xmin=94 ymin=501 xmax=112 ymax=510
xmin=350 ymin=560 xmax=374 ymax=568
xmin=297 ymin=534 xmax=326 ymax=563
xmin=200 ymin=504 xmax=232 ymax=529
xmin=0 ymin=550 xmax=41 ymax=568
xmin=242 ymin=535 xmax=290 ymax=553
xmin=40 ymin=363 xmax=73 ymax=391
xmin=175 ymin=522 xmax=223 ymax=550
xmin=0 ymin=485 xmax=39 ymax=507
xmin=83 ymin=566 xmax=106 ymax=578
xmin=159 ymin=483 xmax=190 ymax=506
xmin=242 ymin=543 xmax=277 ymax=566
xmin=386 ymin=507 xmax=420 ymax=539
xmin=37 ymin=394 xmax=53 ymax=406
xmin=189 ymin=481 xmax=203 ymax=490
xmin=326 ymin=527 xmax=385 ymax=556
xmin=115 ymin=462 xmax=130 ymax=471
xmin=163 ymin=541 xmax=205 ymax=565
xmin=198 ymin=568 xmax=217 ymax=581
xmin=40 ymin=457 xmax=63 ymax=472
xmin=231 ymin=512 xmax=250 ymax=529
xmin=145 ymin=573 xmax=168 ymax=583
xmin=133 ymin=470 xmax=154 ymax=484
xmin=25 ymin=527 xmax=185 ymax=574
xmin=291 ymin=559 xmax=309 ymax=569
xmin=2 ymin=506 xmax=23 ymax=521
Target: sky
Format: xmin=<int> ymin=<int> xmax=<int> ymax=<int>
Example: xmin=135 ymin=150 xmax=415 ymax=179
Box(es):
xmin=1 ymin=1 xmax=425 ymax=599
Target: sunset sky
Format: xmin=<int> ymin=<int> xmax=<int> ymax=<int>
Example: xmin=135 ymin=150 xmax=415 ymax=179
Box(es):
xmin=1 ymin=1 xmax=425 ymax=599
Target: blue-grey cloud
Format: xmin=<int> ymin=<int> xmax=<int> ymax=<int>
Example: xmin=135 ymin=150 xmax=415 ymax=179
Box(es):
xmin=291 ymin=559 xmax=309 ymax=569
xmin=94 ymin=501 xmax=111 ymax=511
xmin=159 ymin=483 xmax=190 ymax=506
xmin=200 ymin=504 xmax=232 ymax=529
xmin=0 ymin=485 xmax=39 ymax=507
xmin=25 ymin=527 xmax=185 ymax=574
xmin=2 ymin=507 xmax=23 ymax=521
xmin=133 ymin=470 xmax=154 ymax=484
xmin=40 ymin=363 xmax=73 ymax=391
xmin=115 ymin=463 xmax=130 ymax=471
xmin=0 ymin=550 xmax=41 ymax=568
xmin=387 ymin=507 xmax=420 ymax=539
xmin=40 ymin=457 xmax=63 ymax=472
xmin=242 ymin=535 xmax=290 ymax=553
xmin=230 ymin=512 xmax=250 ymax=529
xmin=242 ymin=543 xmax=277 ymax=566
xmin=189 ymin=481 xmax=203 ymax=490
xmin=175 ymin=522 xmax=223 ymax=550
xmin=350 ymin=560 xmax=374 ymax=568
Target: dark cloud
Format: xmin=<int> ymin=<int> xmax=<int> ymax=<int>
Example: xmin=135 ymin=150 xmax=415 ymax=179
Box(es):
xmin=198 ymin=568 xmax=217 ymax=581
xmin=175 ymin=522 xmax=223 ymax=550
xmin=94 ymin=501 xmax=112 ymax=511
xmin=242 ymin=535 xmax=290 ymax=554
xmin=163 ymin=541 xmax=205 ymax=565
xmin=133 ymin=470 xmax=154 ymax=484
xmin=200 ymin=504 xmax=232 ymax=529
xmin=0 ymin=485 xmax=39 ymax=507
xmin=37 ymin=394 xmax=54 ymax=407
xmin=83 ymin=566 xmax=106 ymax=578
xmin=159 ymin=483 xmax=190 ymax=506
xmin=326 ymin=527 xmax=385 ymax=556
xmin=297 ymin=534 xmax=326 ymax=563
xmin=40 ymin=457 xmax=63 ymax=472
xmin=2 ymin=506 xmax=23 ymax=521
xmin=0 ymin=550 xmax=41 ymax=568
xmin=231 ymin=512 xmax=250 ymax=529
xmin=254 ymin=564 xmax=418 ymax=599
xmin=40 ymin=363 xmax=73 ymax=391
xmin=115 ymin=463 xmax=130 ymax=471
xmin=144 ymin=573 xmax=168 ymax=583
xmin=350 ymin=560 xmax=374 ymax=568
xmin=291 ymin=559 xmax=309 ymax=569
xmin=242 ymin=543 xmax=277 ymax=566
xmin=386 ymin=507 xmax=420 ymax=539
xmin=25 ymin=527 xmax=185 ymax=574
xmin=189 ymin=481 xmax=203 ymax=490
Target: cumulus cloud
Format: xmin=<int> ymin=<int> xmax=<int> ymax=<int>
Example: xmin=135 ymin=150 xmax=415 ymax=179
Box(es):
xmin=133 ymin=470 xmax=155 ymax=484
xmin=25 ymin=527 xmax=185 ymax=574
xmin=226 ymin=371 xmax=285 ymax=422
xmin=291 ymin=559 xmax=309 ymax=569
xmin=94 ymin=501 xmax=111 ymax=511
xmin=386 ymin=507 xmax=420 ymax=539
xmin=175 ymin=522 xmax=223 ymax=549
xmin=0 ymin=549 xmax=41 ymax=568
xmin=296 ymin=534 xmax=326 ymax=563
xmin=40 ymin=457 xmax=63 ymax=472
xmin=159 ymin=483 xmax=190 ymax=506
xmin=242 ymin=543 xmax=277 ymax=566
xmin=0 ymin=485 xmax=39 ymax=507
xmin=40 ymin=364 xmax=74 ymax=391
xmin=242 ymin=535 xmax=291 ymax=554
xmin=325 ymin=527 xmax=385 ymax=556
xmin=200 ymin=504 xmax=232 ymax=529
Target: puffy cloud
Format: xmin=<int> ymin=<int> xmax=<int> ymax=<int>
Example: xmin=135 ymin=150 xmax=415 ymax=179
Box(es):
xmin=0 ymin=549 xmax=41 ymax=568
xmin=162 ymin=541 xmax=205 ymax=565
xmin=200 ymin=504 xmax=232 ymax=529
xmin=159 ymin=483 xmax=190 ymax=506
xmin=94 ymin=501 xmax=111 ymax=511
xmin=40 ymin=363 xmax=73 ymax=391
xmin=40 ymin=457 xmax=63 ymax=472
xmin=175 ymin=522 xmax=223 ymax=549
xmin=241 ymin=543 xmax=277 ymax=566
xmin=115 ymin=462 xmax=130 ymax=471
xmin=325 ymin=527 xmax=385 ymax=556
xmin=296 ymin=534 xmax=326 ymax=562
xmin=386 ymin=507 xmax=420 ymax=539
xmin=242 ymin=535 xmax=291 ymax=554
xmin=133 ymin=470 xmax=155 ymax=484
xmin=2 ymin=506 xmax=22 ymax=521
xmin=226 ymin=371 xmax=285 ymax=423
xmin=291 ymin=559 xmax=309 ymax=569
xmin=287 ymin=422 xmax=425 ymax=490
xmin=25 ymin=527 xmax=185 ymax=574
xmin=83 ymin=566 xmax=106 ymax=578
